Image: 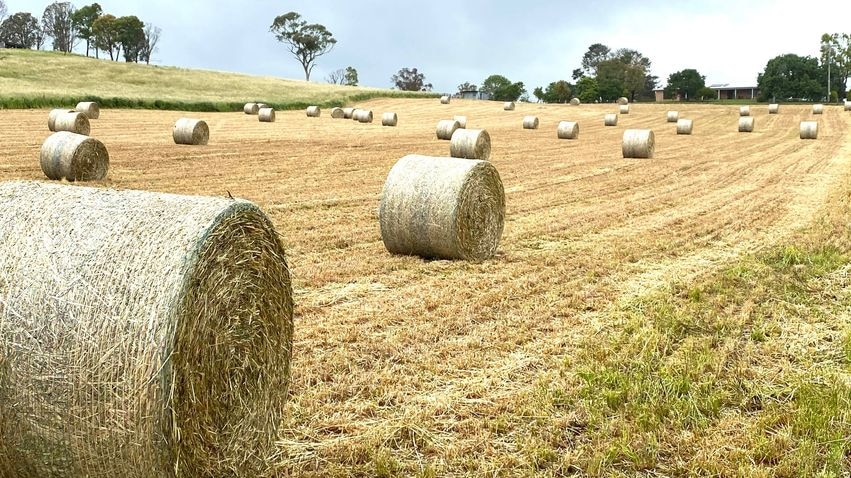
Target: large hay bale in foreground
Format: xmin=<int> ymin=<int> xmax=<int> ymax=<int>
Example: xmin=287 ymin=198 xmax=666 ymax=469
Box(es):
xmin=619 ymin=104 xmax=630 ymax=114
xmin=173 ymin=118 xmax=209 ymax=145
xmin=382 ymin=112 xmax=398 ymax=127
xmin=604 ymin=113 xmax=618 ymax=126
xmin=0 ymin=181 xmax=293 ymax=478
xmin=666 ymin=111 xmax=679 ymax=122
xmin=617 ymin=96 xmax=629 ymax=105
xmin=800 ymin=121 xmax=818 ymax=139
xmin=244 ymin=103 xmax=259 ymax=115
xmin=557 ymin=121 xmax=579 ymax=139
xmin=379 ymin=155 xmax=505 ymax=261
xmin=676 ymin=119 xmax=693 ymax=135
xmin=812 ymin=103 xmax=824 ymax=114
xmin=622 ymin=129 xmax=655 ymax=158
xmin=259 ymin=107 xmax=276 ymax=123
xmin=523 ymin=116 xmax=539 ymax=129
xmin=47 ymin=108 xmax=74 ymax=131
xmin=342 ymin=107 xmax=355 ymax=119
xmin=306 ymin=106 xmax=321 ymax=117
xmin=440 ymin=95 xmax=451 ymax=104
xmin=570 ymin=98 xmax=581 ymax=105
xmin=453 ymin=115 xmax=468 ymax=128
xmin=353 ymin=109 xmax=373 ymax=123
xmin=53 ymin=111 xmax=90 ymax=135
xmin=769 ymin=103 xmax=779 ymax=114
xmin=739 ymin=105 xmax=750 ymax=117
xmin=738 ymin=116 xmax=754 ymax=132
xmin=40 ymin=131 xmax=109 ymax=181
xmin=75 ymin=101 xmax=100 ymax=119
xmin=436 ymin=119 xmax=461 ymax=140
xmin=504 ymin=101 xmax=515 ymax=111
xmin=330 ymin=107 xmax=345 ymax=119
xmin=450 ymin=128 xmax=491 ymax=160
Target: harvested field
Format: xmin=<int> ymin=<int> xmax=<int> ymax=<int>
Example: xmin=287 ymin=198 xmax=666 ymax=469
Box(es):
xmin=1 ymin=100 xmax=849 ymax=476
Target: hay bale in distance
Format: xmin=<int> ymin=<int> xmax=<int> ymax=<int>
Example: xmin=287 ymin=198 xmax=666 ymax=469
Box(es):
xmin=604 ymin=113 xmax=618 ymax=126
xmin=53 ymin=111 xmax=91 ymax=135
xmin=342 ymin=107 xmax=355 ymax=119
xmin=570 ymin=98 xmax=581 ymax=105
xmin=440 ymin=95 xmax=451 ymax=104
xmin=39 ymin=131 xmax=109 ymax=181
xmin=666 ymin=111 xmax=679 ymax=122
xmin=379 ymin=155 xmax=505 ymax=261
xmin=453 ymin=115 xmax=468 ymax=129
xmin=259 ymin=107 xmax=276 ymax=123
xmin=557 ymin=121 xmax=579 ymax=140
xmin=845 ymin=100 xmax=851 ymax=111
xmin=739 ymin=105 xmax=750 ymax=116
xmin=622 ymin=129 xmax=655 ymax=158
xmin=812 ymin=103 xmax=824 ymax=114
xmin=306 ymin=106 xmax=321 ymax=117
xmin=504 ymin=101 xmax=515 ymax=111
xmin=619 ymin=104 xmax=630 ymax=114
xmin=738 ymin=116 xmax=754 ymax=132
xmin=382 ymin=112 xmax=398 ymax=127
xmin=436 ymin=119 xmax=461 ymax=140
xmin=617 ymin=96 xmax=629 ymax=105
xmin=48 ymin=108 xmax=74 ymax=131
xmin=450 ymin=128 xmax=491 ymax=160
xmin=244 ymin=103 xmax=260 ymax=115
xmin=256 ymin=103 xmax=270 ymax=110
xmin=768 ymin=103 xmax=779 ymax=114
xmin=173 ymin=118 xmax=210 ymax=145
xmin=800 ymin=121 xmax=818 ymax=139
xmin=353 ymin=109 xmax=373 ymax=123
xmin=523 ymin=116 xmax=539 ymax=129
xmin=0 ymin=180 xmax=293 ymax=478
xmin=330 ymin=107 xmax=345 ymax=119
xmin=75 ymin=101 xmax=100 ymax=119
xmin=676 ymin=119 xmax=694 ymax=135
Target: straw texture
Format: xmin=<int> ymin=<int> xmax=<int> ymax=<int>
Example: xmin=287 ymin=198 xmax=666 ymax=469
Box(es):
xmin=382 ymin=112 xmax=398 ymax=127
xmin=738 ymin=116 xmax=754 ymax=132
xmin=379 ymin=155 xmax=505 ymax=261
xmin=739 ymin=105 xmax=750 ymax=117
xmin=440 ymin=95 xmax=451 ymax=104
xmin=306 ymin=106 xmax=321 ymax=117
xmin=622 ymin=129 xmax=655 ymax=159
xmin=450 ymin=128 xmax=491 ymax=161
xmin=676 ymin=119 xmax=693 ymax=135
xmin=453 ymin=115 xmax=468 ymax=129
xmin=619 ymin=104 xmax=630 ymax=114
xmin=523 ymin=116 xmax=539 ymax=129
xmin=812 ymin=104 xmax=824 ymax=115
xmin=243 ymin=103 xmax=259 ymax=115
xmin=768 ymin=104 xmax=779 ymax=114
xmin=259 ymin=108 xmax=276 ymax=123
xmin=353 ymin=109 xmax=373 ymax=123
xmin=331 ymin=107 xmax=345 ymax=119
xmin=173 ymin=118 xmax=209 ymax=145
xmin=570 ymin=98 xmax=581 ymax=105
xmin=75 ymin=101 xmax=100 ymax=119
xmin=800 ymin=121 xmax=818 ymax=139
xmin=666 ymin=111 xmax=679 ymax=122
xmin=504 ymin=102 xmax=515 ymax=111
xmin=0 ymin=180 xmax=293 ymax=478
xmin=604 ymin=114 xmax=618 ymax=126
xmin=436 ymin=119 xmax=461 ymax=140
xmin=557 ymin=121 xmax=579 ymax=140
xmin=39 ymin=131 xmax=109 ymax=181
xmin=48 ymin=108 xmax=74 ymax=132
xmin=53 ymin=111 xmax=90 ymax=135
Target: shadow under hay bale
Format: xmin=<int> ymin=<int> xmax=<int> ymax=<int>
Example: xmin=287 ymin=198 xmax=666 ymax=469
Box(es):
xmin=173 ymin=118 xmax=209 ymax=145
xmin=48 ymin=108 xmax=75 ymax=132
xmin=259 ymin=108 xmax=276 ymax=123
xmin=379 ymin=155 xmax=505 ymax=261
xmin=0 ymin=181 xmax=293 ymax=478
xmin=53 ymin=111 xmax=90 ymax=135
xmin=557 ymin=121 xmax=579 ymax=139
xmin=622 ymin=129 xmax=655 ymax=158
xmin=450 ymin=128 xmax=491 ymax=160
xmin=40 ymin=131 xmax=109 ymax=181
xmin=75 ymin=101 xmax=100 ymax=120
xmin=382 ymin=112 xmax=398 ymax=127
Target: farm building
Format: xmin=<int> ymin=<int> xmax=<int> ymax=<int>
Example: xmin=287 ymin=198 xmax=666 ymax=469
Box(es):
xmin=709 ymin=83 xmax=760 ymax=100
xmin=458 ymin=90 xmax=492 ymax=100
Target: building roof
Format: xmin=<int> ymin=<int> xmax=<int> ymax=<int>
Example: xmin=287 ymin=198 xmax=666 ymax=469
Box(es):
xmin=709 ymin=83 xmax=758 ymax=90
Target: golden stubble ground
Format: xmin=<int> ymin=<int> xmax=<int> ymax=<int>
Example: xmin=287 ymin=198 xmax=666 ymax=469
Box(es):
xmin=1 ymin=100 xmax=849 ymax=475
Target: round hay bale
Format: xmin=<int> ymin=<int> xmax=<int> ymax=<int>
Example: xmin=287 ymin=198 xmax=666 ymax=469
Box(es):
xmin=450 ymin=128 xmax=491 ymax=161
xmin=768 ymin=103 xmax=780 ymax=114
xmin=504 ymin=101 xmax=515 ymax=111
xmin=523 ymin=116 xmax=539 ymax=129
xmin=39 ymin=131 xmax=109 ymax=181
xmin=53 ymin=111 xmax=91 ymax=135
xmin=570 ymin=98 xmax=581 ymax=105
xmin=48 ymin=108 xmax=75 ymax=132
xmin=812 ymin=103 xmax=824 ymax=115
xmin=440 ymin=95 xmax=451 ymax=104
xmin=844 ymin=100 xmax=850 ymax=111
xmin=243 ymin=103 xmax=259 ymax=115
xmin=800 ymin=121 xmax=818 ymax=139
xmin=330 ymin=107 xmax=345 ymax=119
xmin=453 ymin=115 xmax=468 ymax=129
xmin=666 ymin=111 xmax=679 ymax=122
xmin=739 ymin=105 xmax=750 ymax=117
xmin=259 ymin=107 xmax=276 ymax=123
xmin=622 ymin=129 xmax=655 ymax=159
xmin=0 ymin=180 xmax=293 ymax=478
xmin=353 ymin=109 xmax=373 ymax=123
xmin=256 ymin=103 xmax=270 ymax=110
xmin=676 ymin=119 xmax=693 ymax=135
xmin=379 ymin=155 xmax=505 ymax=261
xmin=173 ymin=118 xmax=210 ymax=145
xmin=306 ymin=106 xmax=321 ymax=117
xmin=436 ymin=119 xmax=461 ymax=140
xmin=342 ymin=107 xmax=355 ymax=119
xmin=604 ymin=113 xmax=618 ymax=126
xmin=619 ymin=104 xmax=630 ymax=114
xmin=557 ymin=121 xmax=579 ymax=140
xmin=75 ymin=101 xmax=100 ymax=120
xmin=738 ymin=116 xmax=754 ymax=132
xmin=382 ymin=112 xmax=398 ymax=127
xmin=617 ymin=96 xmax=629 ymax=105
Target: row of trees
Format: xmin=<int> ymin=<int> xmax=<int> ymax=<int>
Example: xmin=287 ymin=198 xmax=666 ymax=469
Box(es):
xmin=0 ymin=1 xmax=161 ymax=63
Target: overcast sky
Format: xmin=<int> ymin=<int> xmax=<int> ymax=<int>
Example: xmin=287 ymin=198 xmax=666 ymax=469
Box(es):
xmin=6 ymin=0 xmax=849 ymax=93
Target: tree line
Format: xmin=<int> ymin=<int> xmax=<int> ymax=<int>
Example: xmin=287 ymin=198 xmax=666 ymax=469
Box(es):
xmin=0 ymin=1 xmax=161 ymax=64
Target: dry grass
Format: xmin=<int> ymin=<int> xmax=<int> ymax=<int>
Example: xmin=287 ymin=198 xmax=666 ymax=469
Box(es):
xmin=1 ymin=100 xmax=850 ymax=476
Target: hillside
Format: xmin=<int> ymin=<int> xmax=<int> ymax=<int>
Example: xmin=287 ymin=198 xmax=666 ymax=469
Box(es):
xmin=0 ymin=49 xmax=430 ymax=111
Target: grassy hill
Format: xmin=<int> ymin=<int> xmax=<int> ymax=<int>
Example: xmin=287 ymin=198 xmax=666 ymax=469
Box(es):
xmin=0 ymin=49 xmax=432 ymax=111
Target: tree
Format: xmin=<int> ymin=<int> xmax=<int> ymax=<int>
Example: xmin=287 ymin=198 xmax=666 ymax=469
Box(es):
xmin=391 ymin=67 xmax=432 ymax=91
xmin=595 ymin=59 xmax=625 ymax=101
xmin=71 ymin=3 xmax=101 ymax=57
xmin=115 ymin=15 xmax=144 ymax=62
xmin=665 ymin=69 xmax=705 ymax=101
xmin=571 ymin=68 xmax=584 ymax=81
xmin=480 ymin=74 xmax=526 ymax=101
xmin=139 ymin=23 xmax=160 ymax=64
xmin=326 ymin=68 xmax=344 ymax=84
xmin=821 ymin=33 xmax=850 ymax=100
xmin=344 ymin=66 xmax=358 ymax=86
xmin=696 ymin=86 xmax=716 ymax=101
xmin=757 ymin=53 xmax=824 ymax=101
xmin=580 ymin=43 xmax=612 ymax=76
xmin=535 ymin=80 xmax=572 ymax=103
xmin=42 ymin=2 xmax=76 ymax=53
xmin=92 ymin=14 xmax=120 ymax=60
xmin=269 ymin=12 xmax=336 ymax=81
xmin=457 ymin=81 xmax=477 ymax=92
xmin=574 ymin=76 xmax=599 ymax=103
xmin=0 ymin=12 xmax=41 ymax=48
xmin=614 ymin=48 xmax=653 ymax=101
